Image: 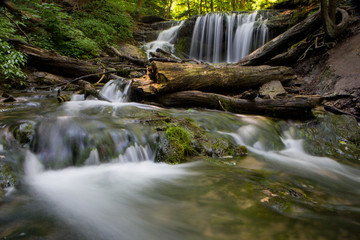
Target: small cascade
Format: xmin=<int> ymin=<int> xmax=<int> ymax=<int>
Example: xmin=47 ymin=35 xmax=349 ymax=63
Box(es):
xmin=144 ymin=21 xmax=183 ymax=58
xmin=100 ymin=78 xmax=131 ymax=102
xmin=189 ymin=11 xmax=269 ymax=63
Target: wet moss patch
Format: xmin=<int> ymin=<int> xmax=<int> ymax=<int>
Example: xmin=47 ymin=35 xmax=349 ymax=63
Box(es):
xmin=142 ymin=115 xmax=247 ymax=164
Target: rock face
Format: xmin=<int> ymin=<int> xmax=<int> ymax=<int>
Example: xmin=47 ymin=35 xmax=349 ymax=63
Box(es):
xmin=259 ymin=80 xmax=286 ymax=99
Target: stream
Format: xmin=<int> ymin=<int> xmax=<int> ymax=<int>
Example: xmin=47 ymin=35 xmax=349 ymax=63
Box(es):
xmin=0 ymin=78 xmax=359 ymax=239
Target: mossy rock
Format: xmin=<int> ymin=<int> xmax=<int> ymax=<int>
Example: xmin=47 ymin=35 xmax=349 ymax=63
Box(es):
xmin=142 ymin=116 xmax=247 ymax=164
xmin=295 ymin=110 xmax=360 ymax=165
xmin=9 ymin=122 xmax=35 ymax=145
xmin=0 ymin=163 xmax=17 ymax=199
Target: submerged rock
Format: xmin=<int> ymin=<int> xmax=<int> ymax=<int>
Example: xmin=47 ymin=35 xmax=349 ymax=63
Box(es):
xmin=10 ymin=122 xmax=35 ymax=145
xmin=142 ymin=116 xmax=247 ymax=164
xmin=296 ymin=110 xmax=360 ymax=165
xmin=0 ymin=163 xmax=17 ymax=199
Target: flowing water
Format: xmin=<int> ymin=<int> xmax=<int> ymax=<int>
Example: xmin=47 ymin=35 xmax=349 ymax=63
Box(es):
xmin=189 ymin=12 xmax=269 ymax=63
xmin=143 ymin=22 xmax=183 ymax=59
xmin=0 ymin=80 xmax=360 ymax=239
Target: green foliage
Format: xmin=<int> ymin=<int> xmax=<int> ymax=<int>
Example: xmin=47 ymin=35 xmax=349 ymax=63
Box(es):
xmin=73 ymin=1 xmax=133 ymax=46
xmin=34 ymin=1 xmax=100 ymax=58
xmin=0 ymin=39 xmax=27 ymax=86
xmin=0 ymin=10 xmax=17 ymax=38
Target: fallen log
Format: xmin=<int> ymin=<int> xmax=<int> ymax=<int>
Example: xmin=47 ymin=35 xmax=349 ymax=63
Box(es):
xmin=157 ymin=90 xmax=322 ymax=119
xmin=133 ymin=61 xmax=296 ymax=97
xmin=78 ymin=80 xmax=112 ymax=102
xmin=237 ymin=12 xmax=321 ymax=66
xmin=7 ymin=39 xmax=110 ymax=79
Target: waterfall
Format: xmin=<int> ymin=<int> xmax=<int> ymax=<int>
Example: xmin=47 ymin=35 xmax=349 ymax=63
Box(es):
xmin=189 ymin=12 xmax=269 ymax=63
xmin=100 ymin=78 xmax=131 ymax=102
xmin=144 ymin=22 xmax=183 ymax=58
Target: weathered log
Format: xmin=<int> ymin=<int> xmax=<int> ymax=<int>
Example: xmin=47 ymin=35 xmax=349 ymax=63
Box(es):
xmin=157 ymin=90 xmax=322 ymax=119
xmin=237 ymin=12 xmax=321 ymax=66
xmin=78 ymin=80 xmax=111 ymax=102
xmin=7 ymin=39 xmax=109 ymax=79
xmin=134 ymin=61 xmax=296 ymax=97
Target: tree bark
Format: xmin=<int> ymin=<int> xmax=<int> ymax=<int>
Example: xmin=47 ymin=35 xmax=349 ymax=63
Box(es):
xmin=132 ymin=61 xmax=296 ymax=97
xmin=320 ymin=0 xmax=349 ymax=39
xmin=237 ymin=12 xmax=321 ymax=66
xmin=156 ymin=90 xmax=322 ymax=119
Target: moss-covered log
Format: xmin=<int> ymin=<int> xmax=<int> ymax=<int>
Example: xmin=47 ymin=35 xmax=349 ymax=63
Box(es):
xmin=132 ymin=61 xmax=296 ymax=97
xmin=8 ymin=39 xmax=110 ymax=79
xmin=157 ymin=90 xmax=322 ymax=119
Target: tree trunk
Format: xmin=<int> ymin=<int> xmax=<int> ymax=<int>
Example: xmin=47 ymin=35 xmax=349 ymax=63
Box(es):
xmin=320 ymin=0 xmax=349 ymax=38
xmin=237 ymin=12 xmax=321 ymax=66
xmin=137 ymin=0 xmax=143 ymax=9
xmin=132 ymin=61 xmax=296 ymax=97
xmin=156 ymin=90 xmax=322 ymax=119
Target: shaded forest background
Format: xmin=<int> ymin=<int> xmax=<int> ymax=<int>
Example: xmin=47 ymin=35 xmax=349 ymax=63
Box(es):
xmin=0 ymin=0 xmax=356 ymax=88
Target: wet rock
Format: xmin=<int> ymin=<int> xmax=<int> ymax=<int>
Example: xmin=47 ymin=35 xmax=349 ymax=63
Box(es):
xmin=2 ymin=92 xmax=10 ymax=98
xmin=150 ymin=21 xmax=179 ymax=31
xmin=296 ymin=110 xmax=360 ymax=165
xmin=143 ymin=117 xmax=247 ymax=164
xmin=3 ymin=96 xmax=16 ymax=103
xmin=0 ymin=163 xmax=17 ymax=199
xmin=10 ymin=122 xmax=35 ymax=145
xmin=259 ymin=80 xmax=286 ymax=99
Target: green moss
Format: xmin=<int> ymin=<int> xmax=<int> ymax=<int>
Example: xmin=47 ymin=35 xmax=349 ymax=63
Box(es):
xmin=10 ymin=122 xmax=34 ymax=145
xmin=165 ymin=125 xmax=196 ymax=164
xmin=141 ymin=115 xmax=247 ymax=164
xmin=174 ymin=37 xmax=191 ymax=59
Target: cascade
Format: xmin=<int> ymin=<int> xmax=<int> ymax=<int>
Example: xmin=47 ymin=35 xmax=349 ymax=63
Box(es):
xmin=189 ymin=11 xmax=269 ymax=63
xmin=1 ymin=65 xmax=360 ymax=238
xmin=144 ymin=21 xmax=183 ymax=58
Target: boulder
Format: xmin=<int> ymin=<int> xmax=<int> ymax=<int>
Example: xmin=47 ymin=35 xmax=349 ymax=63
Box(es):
xmin=259 ymin=80 xmax=286 ymax=99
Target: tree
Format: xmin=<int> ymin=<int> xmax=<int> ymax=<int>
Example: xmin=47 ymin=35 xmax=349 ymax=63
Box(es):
xmin=137 ymin=0 xmax=144 ymax=9
xmin=320 ymin=0 xmax=349 ymax=38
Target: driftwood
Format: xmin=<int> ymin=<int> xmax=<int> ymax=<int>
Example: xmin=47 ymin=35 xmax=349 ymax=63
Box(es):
xmin=156 ymin=90 xmax=322 ymax=119
xmin=7 ymin=39 xmax=110 ymax=79
xmin=237 ymin=12 xmax=321 ymax=66
xmin=78 ymin=80 xmax=111 ymax=102
xmin=132 ymin=61 xmax=296 ymax=97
